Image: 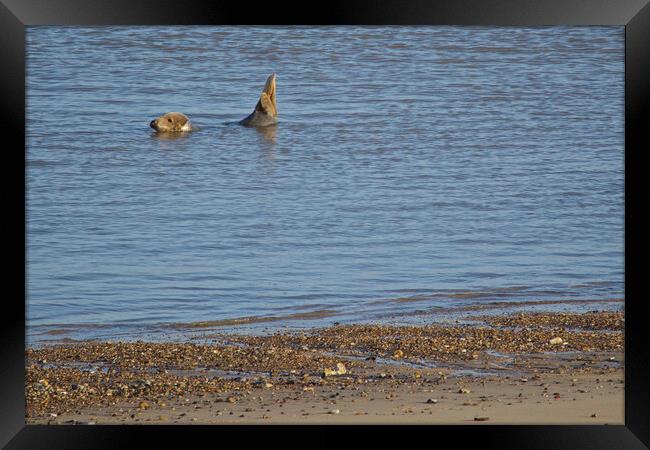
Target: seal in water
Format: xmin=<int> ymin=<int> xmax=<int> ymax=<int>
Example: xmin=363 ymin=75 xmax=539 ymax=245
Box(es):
xmin=240 ymin=73 xmax=278 ymax=127
xmin=150 ymin=112 xmax=192 ymax=132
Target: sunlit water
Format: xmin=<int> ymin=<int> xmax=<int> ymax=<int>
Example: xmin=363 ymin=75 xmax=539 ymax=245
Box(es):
xmin=26 ymin=26 xmax=624 ymax=343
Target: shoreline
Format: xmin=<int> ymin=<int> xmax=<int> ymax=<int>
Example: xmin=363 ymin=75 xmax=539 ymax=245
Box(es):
xmin=28 ymin=297 xmax=624 ymax=346
xmin=26 ymin=307 xmax=624 ymax=424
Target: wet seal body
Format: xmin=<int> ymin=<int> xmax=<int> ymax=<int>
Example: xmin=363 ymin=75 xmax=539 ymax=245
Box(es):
xmin=150 ymin=112 xmax=192 ymax=132
xmin=240 ymin=74 xmax=278 ymax=127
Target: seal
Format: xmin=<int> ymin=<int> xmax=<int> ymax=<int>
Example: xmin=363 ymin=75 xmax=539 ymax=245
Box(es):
xmin=150 ymin=112 xmax=192 ymax=132
xmin=240 ymin=73 xmax=278 ymax=127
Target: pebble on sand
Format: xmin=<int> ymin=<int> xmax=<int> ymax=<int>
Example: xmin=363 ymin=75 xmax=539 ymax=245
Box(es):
xmin=323 ymin=362 xmax=347 ymax=377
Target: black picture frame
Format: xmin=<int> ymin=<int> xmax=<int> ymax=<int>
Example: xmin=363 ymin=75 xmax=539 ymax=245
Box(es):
xmin=2 ymin=0 xmax=648 ymax=448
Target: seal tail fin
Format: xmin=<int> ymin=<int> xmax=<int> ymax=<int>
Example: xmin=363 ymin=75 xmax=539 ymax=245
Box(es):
xmin=254 ymin=73 xmax=277 ymax=117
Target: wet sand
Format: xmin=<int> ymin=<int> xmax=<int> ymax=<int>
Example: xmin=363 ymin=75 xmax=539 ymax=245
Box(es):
xmin=26 ymin=308 xmax=624 ymax=425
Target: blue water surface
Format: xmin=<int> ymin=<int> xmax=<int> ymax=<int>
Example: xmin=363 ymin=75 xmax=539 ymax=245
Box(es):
xmin=26 ymin=26 xmax=624 ymax=342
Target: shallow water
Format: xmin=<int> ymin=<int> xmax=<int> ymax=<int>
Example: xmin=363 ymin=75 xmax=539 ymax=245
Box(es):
xmin=26 ymin=26 xmax=624 ymax=343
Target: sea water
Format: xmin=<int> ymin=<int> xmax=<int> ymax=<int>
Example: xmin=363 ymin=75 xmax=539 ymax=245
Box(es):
xmin=26 ymin=26 xmax=624 ymax=343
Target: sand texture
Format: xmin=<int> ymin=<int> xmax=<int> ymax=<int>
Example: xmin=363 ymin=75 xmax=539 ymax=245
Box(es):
xmin=26 ymin=308 xmax=624 ymax=425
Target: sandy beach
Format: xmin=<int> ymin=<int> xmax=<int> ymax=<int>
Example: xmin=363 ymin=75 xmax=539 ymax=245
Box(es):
xmin=26 ymin=306 xmax=624 ymax=425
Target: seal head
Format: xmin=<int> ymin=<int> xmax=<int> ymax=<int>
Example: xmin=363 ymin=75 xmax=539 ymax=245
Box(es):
xmin=150 ymin=112 xmax=192 ymax=132
xmin=240 ymin=73 xmax=278 ymax=127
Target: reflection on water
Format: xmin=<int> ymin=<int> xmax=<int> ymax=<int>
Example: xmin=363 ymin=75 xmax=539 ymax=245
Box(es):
xmin=26 ymin=26 xmax=624 ymax=342
xmin=254 ymin=125 xmax=278 ymax=161
xmin=151 ymin=131 xmax=193 ymax=141
xmin=254 ymin=124 xmax=277 ymax=144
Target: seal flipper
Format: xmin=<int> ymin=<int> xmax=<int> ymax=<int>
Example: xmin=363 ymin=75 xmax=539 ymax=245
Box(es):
xmin=255 ymin=73 xmax=277 ymax=117
xmin=240 ymin=73 xmax=278 ymax=127
xmin=256 ymin=92 xmax=276 ymax=117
